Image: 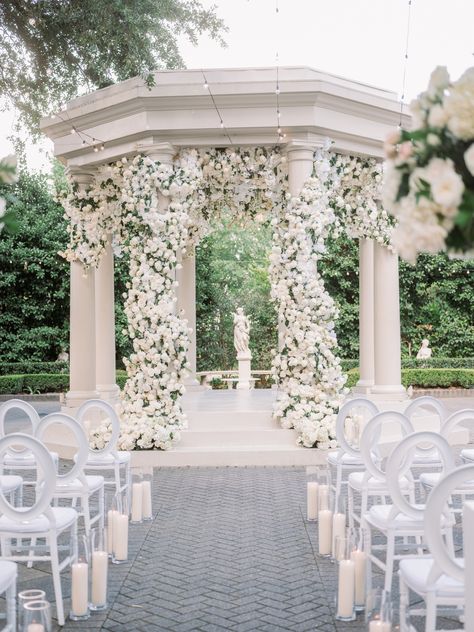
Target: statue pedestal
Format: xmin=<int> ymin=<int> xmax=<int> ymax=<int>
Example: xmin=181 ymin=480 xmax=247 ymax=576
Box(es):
xmin=236 ymin=352 xmax=252 ymax=390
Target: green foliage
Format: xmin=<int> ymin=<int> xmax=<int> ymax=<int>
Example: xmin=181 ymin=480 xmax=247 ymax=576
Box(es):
xmin=195 ymin=221 xmax=278 ymax=371
xmin=0 ymin=171 xmax=69 ymax=362
xmin=0 ymin=373 xmax=69 ymax=394
xmin=0 ymin=362 xmax=68 ymax=376
xmin=345 ymin=368 xmax=474 ymax=389
xmin=0 ymin=0 xmax=226 ymax=135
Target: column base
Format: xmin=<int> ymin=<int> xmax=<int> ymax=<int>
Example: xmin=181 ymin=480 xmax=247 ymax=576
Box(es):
xmin=96 ymin=383 xmax=121 ymax=405
xmin=352 ymin=379 xmax=375 ymax=395
xmin=65 ymin=389 xmax=100 ymax=408
xmin=369 ymin=384 xmax=407 ymax=402
xmin=183 ymin=377 xmax=204 ymax=392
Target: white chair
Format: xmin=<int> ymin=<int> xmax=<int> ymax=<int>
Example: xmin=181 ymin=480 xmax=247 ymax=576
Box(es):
xmin=35 ymin=413 xmax=105 ymax=534
xmin=0 ymin=561 xmax=16 ymax=632
xmin=420 ymin=410 xmax=474 ymax=502
xmin=348 ymin=411 xmax=415 ymax=529
xmin=405 ymin=396 xmax=449 ymax=472
xmin=76 ymin=399 xmax=131 ymax=504
xmin=0 ymin=434 xmax=77 ymax=626
xmin=367 ymin=431 xmax=455 ymax=593
xmin=328 ymin=398 xmax=379 ymax=505
xmin=399 ymin=464 xmax=473 ymax=631
xmin=0 ymin=400 xmax=58 ymax=489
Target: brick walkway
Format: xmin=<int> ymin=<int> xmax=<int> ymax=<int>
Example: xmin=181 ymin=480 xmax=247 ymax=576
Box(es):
xmin=12 ymin=466 xmax=462 ymax=631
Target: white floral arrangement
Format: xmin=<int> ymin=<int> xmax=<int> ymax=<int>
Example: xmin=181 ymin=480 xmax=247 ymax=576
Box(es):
xmin=61 ymin=144 xmax=386 ymax=450
xmin=269 ymin=158 xmax=347 ymax=449
xmin=383 ymin=66 xmax=474 ymax=263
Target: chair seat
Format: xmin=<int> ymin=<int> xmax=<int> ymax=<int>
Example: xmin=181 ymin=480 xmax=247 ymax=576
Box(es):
xmin=0 ymin=507 xmax=77 ymax=534
xmin=0 ymin=561 xmax=17 ymax=594
xmin=349 ymin=472 xmax=411 ymax=492
xmin=0 ymin=475 xmax=23 ymax=493
xmin=420 ymin=472 xmax=474 ymax=492
xmin=55 ymin=475 xmax=104 ymax=495
xmin=412 ymin=452 xmax=443 ymax=466
xmin=399 ymin=557 xmax=464 ymax=598
xmin=84 ymin=451 xmax=131 ymax=467
xmin=461 ymin=448 xmax=474 ymax=463
xmin=366 ymin=504 xmax=427 ymax=530
xmin=3 ymin=451 xmax=58 ymax=466
xmin=327 ymin=450 xmax=364 ymax=466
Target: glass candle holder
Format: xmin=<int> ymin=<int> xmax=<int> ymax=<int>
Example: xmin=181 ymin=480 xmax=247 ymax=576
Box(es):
xmin=21 ymin=599 xmax=52 ymax=632
xmin=318 ymin=488 xmax=334 ymax=557
xmin=350 ymin=527 xmax=369 ymax=612
xmin=70 ymin=534 xmax=90 ymax=621
xmin=18 ymin=590 xmax=46 ymax=631
xmin=332 ymin=495 xmax=347 ymax=559
xmin=306 ymin=467 xmax=319 ymax=522
xmin=107 ymin=493 xmax=120 ymax=558
xmin=130 ymin=470 xmax=143 ymax=524
xmin=142 ymin=468 xmax=153 ymax=522
xmin=89 ymin=527 xmax=108 ymax=611
xmin=366 ymin=588 xmax=392 ymax=631
xmin=112 ymin=491 xmax=129 ymax=565
xmin=335 ymin=535 xmax=356 ymax=622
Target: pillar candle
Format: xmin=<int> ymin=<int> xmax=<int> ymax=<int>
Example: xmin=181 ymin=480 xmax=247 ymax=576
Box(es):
xmin=318 ymin=484 xmax=329 ymax=511
xmin=107 ymin=509 xmax=118 ymax=555
xmin=318 ymin=509 xmax=333 ymax=556
xmin=142 ymin=480 xmax=152 ymax=519
xmin=337 ymin=559 xmax=355 ymax=619
xmin=71 ymin=561 xmax=89 ymax=617
xmin=369 ymin=621 xmax=391 ymax=632
xmin=91 ymin=550 xmax=108 ymax=607
xmin=27 ymin=625 xmax=44 ymax=632
xmin=113 ymin=513 xmax=129 ymax=561
xmin=351 ymin=549 xmax=367 ymax=606
xmin=131 ymin=482 xmax=143 ymax=522
xmin=307 ymin=482 xmax=319 ymax=520
xmin=332 ymin=512 xmax=346 ymax=558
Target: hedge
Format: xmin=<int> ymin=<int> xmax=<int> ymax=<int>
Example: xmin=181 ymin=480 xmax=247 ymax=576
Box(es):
xmin=0 ymin=361 xmax=69 ymax=376
xmin=341 ymin=357 xmax=474 ymax=371
xmin=0 ymin=367 xmax=472 ymax=395
xmin=345 ymin=368 xmax=474 ymax=390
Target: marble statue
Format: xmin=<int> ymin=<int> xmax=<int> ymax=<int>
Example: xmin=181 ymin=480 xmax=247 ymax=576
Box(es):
xmin=416 ymin=338 xmax=432 ymax=360
xmin=233 ymin=308 xmax=251 ymax=357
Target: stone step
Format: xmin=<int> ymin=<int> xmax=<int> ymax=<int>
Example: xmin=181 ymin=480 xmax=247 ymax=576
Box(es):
xmin=178 ymin=428 xmax=296 ymax=448
xmin=129 ymin=444 xmax=327 ymax=468
xmin=185 ymin=410 xmax=276 ymax=431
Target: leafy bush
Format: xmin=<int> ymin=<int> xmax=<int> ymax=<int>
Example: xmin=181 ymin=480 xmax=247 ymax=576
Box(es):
xmin=342 ymin=357 xmax=474 ymax=371
xmin=0 ymin=361 xmax=69 ymax=376
xmin=344 ymin=368 xmax=473 ymax=390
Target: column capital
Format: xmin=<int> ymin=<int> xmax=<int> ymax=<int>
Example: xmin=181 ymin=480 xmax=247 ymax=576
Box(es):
xmin=136 ymin=141 xmax=177 ymax=164
xmin=66 ymin=166 xmax=97 ymax=190
xmin=284 ymin=136 xmax=327 ymax=161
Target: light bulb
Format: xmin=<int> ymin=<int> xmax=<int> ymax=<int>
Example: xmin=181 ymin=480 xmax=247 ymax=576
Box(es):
xmin=203 ymin=81 xmax=209 ymax=89
xmin=71 ymin=127 xmax=76 ymax=134
xmin=94 ymin=145 xmax=99 ymax=153
xmin=275 ymin=87 xmax=280 ymax=95
xmin=100 ymin=144 xmax=105 ymax=151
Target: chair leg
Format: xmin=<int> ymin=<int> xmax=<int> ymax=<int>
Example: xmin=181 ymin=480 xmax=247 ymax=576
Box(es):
xmin=363 ymin=519 xmax=373 ymax=593
xmin=114 ymin=462 xmax=121 ymax=497
xmin=82 ymin=495 xmax=91 ymax=534
xmin=384 ymin=531 xmax=395 ymax=593
xmin=49 ymin=532 xmax=65 ymax=626
xmin=399 ymin=574 xmax=409 ymax=632
xmin=335 ymin=466 xmax=342 ymax=508
xmin=27 ymin=537 xmax=37 ymax=568
xmin=348 ymin=485 xmax=354 ymax=529
xmin=7 ymin=576 xmax=16 ymax=632
xmin=99 ymin=485 xmax=105 ymax=530
xmin=425 ymin=593 xmax=436 ymax=632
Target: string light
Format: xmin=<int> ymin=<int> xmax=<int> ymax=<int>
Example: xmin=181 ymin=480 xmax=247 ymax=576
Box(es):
xmin=399 ymin=0 xmax=413 ymax=129
xmin=275 ymin=1 xmax=282 ymax=143
xmin=201 ymin=71 xmax=233 ymax=145
xmin=54 ymin=110 xmax=107 ymax=152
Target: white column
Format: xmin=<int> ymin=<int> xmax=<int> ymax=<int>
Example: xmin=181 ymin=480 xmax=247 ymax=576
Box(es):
xmin=95 ymin=236 xmax=120 ymax=403
xmin=66 ymin=169 xmax=99 ymax=408
xmin=371 ymin=243 xmax=406 ymax=398
xmin=176 ymin=252 xmax=200 ymax=387
xmin=354 ymin=238 xmax=375 ymax=393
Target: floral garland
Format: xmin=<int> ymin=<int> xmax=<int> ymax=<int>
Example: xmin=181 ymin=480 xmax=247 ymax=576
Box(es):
xmin=269 ymin=156 xmax=347 ymax=449
xmin=61 ymin=145 xmax=386 ymax=451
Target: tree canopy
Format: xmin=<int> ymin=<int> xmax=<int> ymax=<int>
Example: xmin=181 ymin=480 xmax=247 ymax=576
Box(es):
xmin=0 ymin=0 xmax=226 ymax=134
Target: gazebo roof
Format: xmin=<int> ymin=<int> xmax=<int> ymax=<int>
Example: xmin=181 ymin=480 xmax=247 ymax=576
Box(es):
xmin=40 ymin=66 xmax=408 ymax=167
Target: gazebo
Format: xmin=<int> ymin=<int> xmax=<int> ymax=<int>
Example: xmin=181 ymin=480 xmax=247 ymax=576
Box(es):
xmin=41 ymin=66 xmax=410 ymax=463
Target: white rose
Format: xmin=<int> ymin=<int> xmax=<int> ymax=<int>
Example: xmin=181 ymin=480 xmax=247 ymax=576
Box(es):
xmin=427 ymin=66 xmax=450 ymax=97
xmin=429 ymin=161 xmax=464 ymax=208
xmin=464 ymin=144 xmax=474 ymax=177
xmin=427 ymin=104 xmax=447 ymax=128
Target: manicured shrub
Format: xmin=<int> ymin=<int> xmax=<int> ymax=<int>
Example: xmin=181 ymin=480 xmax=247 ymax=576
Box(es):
xmin=343 ymin=368 xmax=473 ymax=390
xmin=0 ymin=361 xmax=69 ymax=376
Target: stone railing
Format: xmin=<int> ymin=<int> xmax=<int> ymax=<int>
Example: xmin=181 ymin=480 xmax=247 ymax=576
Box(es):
xmin=196 ymin=370 xmax=273 ymax=389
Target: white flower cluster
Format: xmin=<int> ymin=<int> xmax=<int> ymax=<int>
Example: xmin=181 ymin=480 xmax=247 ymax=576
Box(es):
xmin=383 ymin=65 xmax=474 ymax=262
xmin=324 ymin=151 xmax=393 ymax=248
xmin=269 ymin=159 xmax=347 ymax=449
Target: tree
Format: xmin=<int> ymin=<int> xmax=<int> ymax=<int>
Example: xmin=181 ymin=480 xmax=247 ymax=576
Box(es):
xmin=0 ymin=170 xmax=70 ymax=361
xmin=0 ymin=0 xmax=226 ymax=135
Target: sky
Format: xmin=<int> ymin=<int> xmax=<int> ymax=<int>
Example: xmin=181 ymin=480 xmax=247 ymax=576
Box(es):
xmin=1 ymin=0 xmax=473 ymax=172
